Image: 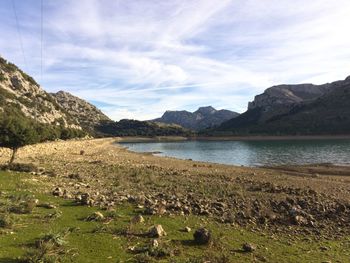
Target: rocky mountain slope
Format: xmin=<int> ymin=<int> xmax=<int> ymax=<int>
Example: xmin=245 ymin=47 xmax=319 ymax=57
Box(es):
xmin=214 ymin=76 xmax=350 ymax=135
xmin=51 ymin=91 xmax=111 ymax=133
xmin=153 ymin=106 xmax=239 ymax=130
xmin=0 ymin=56 xmax=80 ymax=129
xmin=0 ymin=55 xmax=189 ymax=137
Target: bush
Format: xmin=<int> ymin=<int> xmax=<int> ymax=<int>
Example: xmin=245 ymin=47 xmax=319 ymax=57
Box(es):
xmin=0 ymin=73 xmax=6 ymax=82
xmin=0 ymin=213 xmax=14 ymax=228
xmin=0 ymin=109 xmax=40 ymax=164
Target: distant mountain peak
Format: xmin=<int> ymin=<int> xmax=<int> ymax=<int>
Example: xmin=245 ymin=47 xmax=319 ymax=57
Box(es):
xmin=152 ymin=106 xmax=239 ymax=130
xmin=195 ymin=106 xmax=216 ymax=115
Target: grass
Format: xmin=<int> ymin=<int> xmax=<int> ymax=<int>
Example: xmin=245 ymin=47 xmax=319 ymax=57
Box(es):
xmin=0 ymin=171 xmax=349 ymax=262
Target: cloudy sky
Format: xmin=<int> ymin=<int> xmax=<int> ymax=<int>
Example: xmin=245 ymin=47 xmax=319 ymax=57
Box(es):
xmin=1 ymin=0 xmax=350 ymax=120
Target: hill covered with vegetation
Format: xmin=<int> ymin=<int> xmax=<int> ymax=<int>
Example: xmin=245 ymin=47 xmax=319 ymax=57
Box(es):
xmin=96 ymin=119 xmax=194 ymax=137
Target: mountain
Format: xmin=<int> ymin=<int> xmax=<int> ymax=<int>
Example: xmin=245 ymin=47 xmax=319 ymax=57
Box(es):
xmin=153 ymin=106 xmax=239 ymax=130
xmin=0 ymin=56 xmax=81 ymax=130
xmin=96 ymin=119 xmax=193 ymax=137
xmin=51 ymin=91 xmax=111 ymax=133
xmin=213 ymin=76 xmax=350 ymax=135
xmin=51 ymin=91 xmax=192 ymax=137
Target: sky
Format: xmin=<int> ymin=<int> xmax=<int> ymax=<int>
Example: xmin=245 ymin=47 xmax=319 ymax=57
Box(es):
xmin=1 ymin=0 xmax=350 ymax=120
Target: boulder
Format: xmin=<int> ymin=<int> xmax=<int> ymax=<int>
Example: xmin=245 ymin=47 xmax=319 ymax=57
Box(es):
xmin=52 ymin=187 xmax=63 ymax=197
xmin=148 ymin=225 xmax=166 ymax=238
xmin=131 ymin=215 xmax=145 ymax=224
xmin=242 ymin=243 xmax=256 ymax=252
xmin=193 ymin=228 xmax=211 ymax=245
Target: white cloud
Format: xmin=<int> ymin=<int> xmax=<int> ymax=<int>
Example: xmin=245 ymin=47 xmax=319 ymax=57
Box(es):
xmin=1 ymin=0 xmax=350 ymax=120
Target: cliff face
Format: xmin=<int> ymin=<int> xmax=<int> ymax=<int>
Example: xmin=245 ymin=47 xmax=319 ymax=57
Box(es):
xmin=153 ymin=106 xmax=239 ymax=130
xmin=216 ymin=76 xmax=350 ymax=135
xmin=52 ymin=91 xmax=111 ymax=132
xmin=0 ymin=56 xmax=80 ymax=129
xmin=248 ymin=83 xmax=332 ymax=111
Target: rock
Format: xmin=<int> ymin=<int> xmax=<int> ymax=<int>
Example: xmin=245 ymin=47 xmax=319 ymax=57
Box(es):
xmin=52 ymin=187 xmax=63 ymax=197
xmin=151 ymin=239 xmax=159 ymax=248
xmin=63 ymin=190 xmax=72 ymax=199
xmin=68 ymin=173 xmax=82 ymax=180
xmin=131 ymin=215 xmax=145 ymax=224
xmin=38 ymin=203 xmax=57 ymax=209
xmin=86 ymin=211 xmax=105 ymax=221
xmin=80 ymin=150 xmax=85 ymax=155
xmin=242 ymin=243 xmax=256 ymax=252
xmin=292 ymin=215 xmax=308 ymax=226
xmin=193 ymin=228 xmax=211 ymax=245
xmin=184 ymin=226 xmax=191 ymax=232
xmin=144 ymin=206 xmax=156 ymax=215
xmin=148 ymin=225 xmax=166 ymax=238
xmin=320 ymin=246 xmax=329 ymax=251
xmin=81 ymin=193 xmax=93 ymax=206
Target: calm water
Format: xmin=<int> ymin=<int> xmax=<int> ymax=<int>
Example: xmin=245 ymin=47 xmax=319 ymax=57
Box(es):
xmin=120 ymin=139 xmax=350 ymax=167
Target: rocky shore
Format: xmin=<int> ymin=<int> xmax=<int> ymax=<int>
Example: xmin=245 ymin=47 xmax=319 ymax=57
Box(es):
xmin=1 ymin=138 xmax=350 ymax=239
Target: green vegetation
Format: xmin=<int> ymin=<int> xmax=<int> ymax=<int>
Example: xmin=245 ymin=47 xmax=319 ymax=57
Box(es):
xmin=0 ymin=107 xmax=86 ymax=164
xmin=0 ymin=110 xmax=40 ymax=164
xmin=0 ymin=171 xmax=348 ymax=262
xmin=97 ymin=119 xmax=194 ymax=137
xmin=0 ymin=72 xmax=6 ymax=82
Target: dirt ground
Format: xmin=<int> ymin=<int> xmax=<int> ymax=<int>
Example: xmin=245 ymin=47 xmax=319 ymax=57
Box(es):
xmin=1 ymin=138 xmax=350 ymax=238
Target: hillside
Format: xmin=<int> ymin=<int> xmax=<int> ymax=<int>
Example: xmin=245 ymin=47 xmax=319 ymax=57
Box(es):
xmin=0 ymin=56 xmax=80 ymax=130
xmin=96 ymin=119 xmax=193 ymax=137
xmin=52 ymin=91 xmax=111 ymax=134
xmin=153 ymin=106 xmax=239 ymax=130
xmin=213 ymin=76 xmax=350 ymax=135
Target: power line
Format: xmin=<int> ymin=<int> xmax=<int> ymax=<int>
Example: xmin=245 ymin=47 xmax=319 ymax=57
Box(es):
xmin=11 ymin=0 xmax=27 ymax=70
xmin=40 ymin=0 xmax=43 ymax=85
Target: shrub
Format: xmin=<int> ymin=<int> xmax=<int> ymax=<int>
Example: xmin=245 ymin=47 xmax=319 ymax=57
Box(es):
xmin=0 ymin=110 xmax=40 ymax=164
xmin=0 ymin=73 xmax=6 ymax=82
xmin=0 ymin=213 xmax=14 ymax=228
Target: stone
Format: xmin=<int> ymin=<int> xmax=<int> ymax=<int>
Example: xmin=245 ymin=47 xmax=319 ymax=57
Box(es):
xmin=52 ymin=187 xmax=63 ymax=197
xmin=193 ymin=228 xmax=211 ymax=245
xmin=148 ymin=225 xmax=166 ymax=238
xmin=86 ymin=211 xmax=105 ymax=221
xmin=242 ymin=243 xmax=256 ymax=252
xmin=292 ymin=215 xmax=308 ymax=226
xmin=38 ymin=203 xmax=57 ymax=209
xmin=81 ymin=193 xmax=93 ymax=206
xmin=184 ymin=226 xmax=191 ymax=232
xmin=151 ymin=239 xmax=159 ymax=248
xmin=131 ymin=215 xmax=145 ymax=224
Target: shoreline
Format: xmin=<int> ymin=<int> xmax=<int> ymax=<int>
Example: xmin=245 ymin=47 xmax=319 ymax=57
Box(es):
xmin=115 ymin=134 xmax=350 ymax=143
xmin=116 ymin=135 xmax=350 ymax=168
xmin=1 ymin=138 xmax=350 ymax=238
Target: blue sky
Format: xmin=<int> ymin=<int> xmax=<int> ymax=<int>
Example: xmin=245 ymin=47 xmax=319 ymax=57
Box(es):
xmin=1 ymin=0 xmax=350 ymax=120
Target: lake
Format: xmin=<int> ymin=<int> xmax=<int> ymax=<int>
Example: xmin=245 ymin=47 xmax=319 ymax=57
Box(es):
xmin=120 ymin=139 xmax=350 ymax=167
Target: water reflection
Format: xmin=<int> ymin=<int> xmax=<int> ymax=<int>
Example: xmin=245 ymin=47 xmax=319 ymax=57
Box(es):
xmin=120 ymin=139 xmax=350 ymax=167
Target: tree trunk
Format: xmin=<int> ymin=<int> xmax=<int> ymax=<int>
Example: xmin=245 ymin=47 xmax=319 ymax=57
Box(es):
xmin=9 ymin=148 xmax=18 ymax=165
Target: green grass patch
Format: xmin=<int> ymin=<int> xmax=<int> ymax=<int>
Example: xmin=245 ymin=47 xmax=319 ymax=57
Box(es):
xmin=0 ymin=171 xmax=349 ymax=262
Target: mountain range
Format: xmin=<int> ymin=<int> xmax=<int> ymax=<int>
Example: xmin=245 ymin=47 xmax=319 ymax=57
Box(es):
xmin=152 ymin=106 xmax=239 ymax=130
xmin=1 ymin=54 xmax=350 ymax=137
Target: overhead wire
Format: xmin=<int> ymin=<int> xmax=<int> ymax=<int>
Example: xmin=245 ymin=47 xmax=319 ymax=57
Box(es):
xmin=11 ymin=0 xmax=27 ymax=70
